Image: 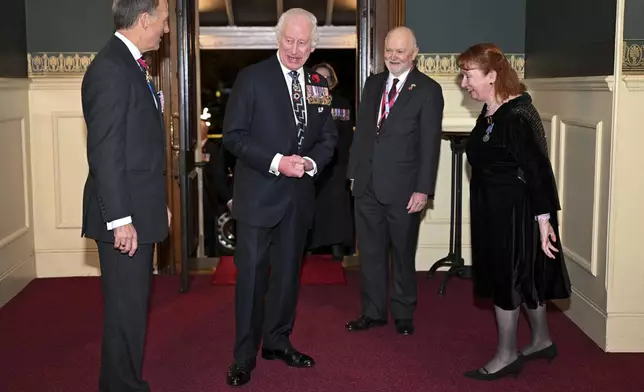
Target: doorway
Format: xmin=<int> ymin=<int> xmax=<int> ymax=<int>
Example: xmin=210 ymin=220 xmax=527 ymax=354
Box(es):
xmin=199 ymin=48 xmax=357 ymax=261
xmin=156 ymin=0 xmax=405 ymax=291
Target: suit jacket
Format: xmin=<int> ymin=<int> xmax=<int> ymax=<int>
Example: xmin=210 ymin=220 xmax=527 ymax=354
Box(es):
xmin=81 ymin=36 xmax=168 ymax=244
xmin=211 ymin=140 xmax=236 ymax=206
xmin=348 ymin=67 xmax=444 ymax=205
xmin=222 ymin=55 xmax=338 ymax=227
xmin=201 ymin=138 xmax=224 ymax=209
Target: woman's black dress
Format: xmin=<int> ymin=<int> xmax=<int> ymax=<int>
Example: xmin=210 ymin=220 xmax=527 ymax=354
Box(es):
xmin=309 ymin=93 xmax=355 ymax=249
xmin=465 ymin=93 xmax=571 ymax=310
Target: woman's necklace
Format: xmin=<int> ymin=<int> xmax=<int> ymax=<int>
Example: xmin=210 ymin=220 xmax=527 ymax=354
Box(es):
xmin=482 ymin=117 xmax=494 ymax=142
xmin=482 ymin=98 xmax=509 ymax=143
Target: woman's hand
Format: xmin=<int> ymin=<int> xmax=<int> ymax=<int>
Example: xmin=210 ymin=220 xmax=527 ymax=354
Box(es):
xmin=538 ymin=220 xmax=559 ymax=259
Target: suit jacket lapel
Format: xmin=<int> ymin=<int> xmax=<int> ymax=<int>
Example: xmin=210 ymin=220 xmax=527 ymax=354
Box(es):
xmin=384 ymin=67 xmax=418 ymax=126
xmin=269 ymin=56 xmax=299 ymax=147
xmin=304 ymin=71 xmax=315 ymax=133
xmin=112 ymin=37 xmax=165 ymax=134
xmin=371 ymin=73 xmax=388 ymax=130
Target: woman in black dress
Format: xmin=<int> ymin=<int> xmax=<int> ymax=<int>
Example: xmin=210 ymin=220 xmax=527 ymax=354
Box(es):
xmin=457 ymin=43 xmax=571 ymax=380
xmin=308 ymin=62 xmax=355 ymax=260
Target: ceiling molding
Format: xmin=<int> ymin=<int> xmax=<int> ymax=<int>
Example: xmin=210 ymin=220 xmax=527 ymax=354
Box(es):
xmin=199 ymin=26 xmax=356 ymax=50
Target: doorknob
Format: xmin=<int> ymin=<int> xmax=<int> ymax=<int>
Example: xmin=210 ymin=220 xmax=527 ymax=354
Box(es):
xmin=169 ymin=112 xmax=180 ymax=151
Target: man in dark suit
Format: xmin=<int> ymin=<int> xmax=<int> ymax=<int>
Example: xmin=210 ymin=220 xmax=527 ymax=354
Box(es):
xmin=212 ymin=139 xmax=236 ymax=213
xmin=199 ymin=108 xmax=222 ymax=256
xmin=222 ymin=7 xmax=337 ymax=387
xmin=346 ymin=27 xmax=444 ymax=336
xmin=81 ymin=1 xmax=169 ymax=390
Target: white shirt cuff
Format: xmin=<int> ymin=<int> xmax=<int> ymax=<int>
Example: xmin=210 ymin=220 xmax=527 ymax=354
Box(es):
xmin=269 ymin=153 xmax=283 ymax=176
xmin=535 ymin=213 xmax=550 ymax=221
xmin=303 ymin=157 xmax=317 ymax=176
xmin=106 ymin=216 xmax=132 ymax=230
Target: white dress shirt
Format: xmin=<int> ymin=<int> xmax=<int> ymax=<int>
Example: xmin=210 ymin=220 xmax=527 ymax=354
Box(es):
xmin=377 ymin=66 xmax=412 ymax=123
xmin=269 ymin=54 xmax=317 ymax=177
xmin=349 ymin=67 xmax=412 ymax=184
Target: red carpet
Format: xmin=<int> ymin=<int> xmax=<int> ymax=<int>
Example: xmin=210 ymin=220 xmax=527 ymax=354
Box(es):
xmin=2 ymin=272 xmax=644 ymax=392
xmin=211 ymin=254 xmax=347 ymax=285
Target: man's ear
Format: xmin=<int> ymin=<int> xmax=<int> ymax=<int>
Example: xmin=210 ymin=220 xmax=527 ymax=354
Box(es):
xmin=139 ymin=13 xmax=151 ymax=29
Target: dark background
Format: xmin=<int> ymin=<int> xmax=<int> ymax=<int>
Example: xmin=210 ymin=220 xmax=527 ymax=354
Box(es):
xmin=0 ymin=0 xmax=28 ymax=77
xmin=7 ymin=0 xmax=637 ymax=79
xmin=524 ymin=0 xmax=617 ymax=78
xmin=200 ymin=49 xmax=356 ymax=134
xmin=405 ymin=0 xmax=526 ymax=54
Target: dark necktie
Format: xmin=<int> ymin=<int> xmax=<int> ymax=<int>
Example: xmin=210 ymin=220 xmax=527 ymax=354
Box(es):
xmin=289 ymin=70 xmax=306 ymax=151
xmin=378 ymin=78 xmax=399 ymax=129
xmin=137 ymin=57 xmax=158 ymax=108
xmin=389 ymin=78 xmax=399 ymax=103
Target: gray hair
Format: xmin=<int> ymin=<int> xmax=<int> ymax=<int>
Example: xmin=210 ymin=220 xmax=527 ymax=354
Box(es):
xmin=275 ymin=8 xmax=319 ymax=48
xmin=112 ymin=0 xmax=159 ymax=30
xmin=385 ymin=26 xmax=418 ymax=49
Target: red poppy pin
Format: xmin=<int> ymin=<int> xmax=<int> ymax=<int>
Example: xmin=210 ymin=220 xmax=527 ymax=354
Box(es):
xmin=311 ymin=73 xmax=320 ymax=83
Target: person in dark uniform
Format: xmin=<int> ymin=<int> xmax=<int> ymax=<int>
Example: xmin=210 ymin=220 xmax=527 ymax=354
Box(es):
xmin=210 ymin=134 xmax=237 ymax=255
xmin=212 ymin=139 xmax=236 ymax=213
xmin=200 ymin=107 xmax=219 ymax=256
xmin=308 ymin=62 xmax=355 ymax=260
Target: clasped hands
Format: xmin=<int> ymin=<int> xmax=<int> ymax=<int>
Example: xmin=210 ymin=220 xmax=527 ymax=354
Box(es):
xmin=278 ymin=155 xmax=313 ymax=178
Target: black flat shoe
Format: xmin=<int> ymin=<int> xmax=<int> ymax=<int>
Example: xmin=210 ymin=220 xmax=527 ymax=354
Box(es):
xmin=226 ymin=363 xmax=252 ymax=387
xmin=394 ymin=319 xmax=414 ymax=335
xmin=520 ymin=343 xmax=558 ymax=363
xmin=345 ymin=315 xmax=387 ymax=331
xmin=261 ymin=347 xmax=315 ymax=368
xmin=464 ymin=356 xmax=523 ymax=381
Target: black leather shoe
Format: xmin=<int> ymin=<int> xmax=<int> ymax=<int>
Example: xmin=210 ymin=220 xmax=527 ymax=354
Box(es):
xmin=395 ymin=319 xmax=414 ymax=335
xmin=226 ymin=363 xmax=252 ymax=387
xmin=345 ymin=315 xmax=387 ymax=331
xmin=261 ymin=348 xmax=315 ymax=368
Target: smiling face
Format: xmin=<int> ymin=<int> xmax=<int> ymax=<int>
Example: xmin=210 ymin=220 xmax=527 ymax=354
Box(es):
xmin=277 ymin=14 xmax=315 ymax=71
xmin=460 ymin=65 xmax=496 ymax=103
xmin=384 ymin=28 xmax=418 ymax=77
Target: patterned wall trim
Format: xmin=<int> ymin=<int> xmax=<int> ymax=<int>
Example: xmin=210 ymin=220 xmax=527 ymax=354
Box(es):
xmin=29 ymin=51 xmax=526 ymax=78
xmin=623 ymin=40 xmax=644 ymax=74
xmin=415 ymin=53 xmax=525 ymax=77
xmin=28 ymin=52 xmax=96 ymax=77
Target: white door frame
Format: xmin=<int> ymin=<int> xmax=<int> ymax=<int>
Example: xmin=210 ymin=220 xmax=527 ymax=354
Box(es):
xmin=199 ymin=26 xmax=357 ymax=50
xmin=195 ymin=25 xmax=356 ymax=258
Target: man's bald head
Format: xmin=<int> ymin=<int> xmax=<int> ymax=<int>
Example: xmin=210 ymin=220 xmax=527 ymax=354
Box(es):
xmin=385 ymin=27 xmax=417 ymax=48
xmin=384 ymin=26 xmax=418 ymax=77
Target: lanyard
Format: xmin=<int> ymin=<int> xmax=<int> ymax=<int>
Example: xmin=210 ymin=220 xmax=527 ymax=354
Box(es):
xmin=378 ymin=78 xmax=402 ymax=127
